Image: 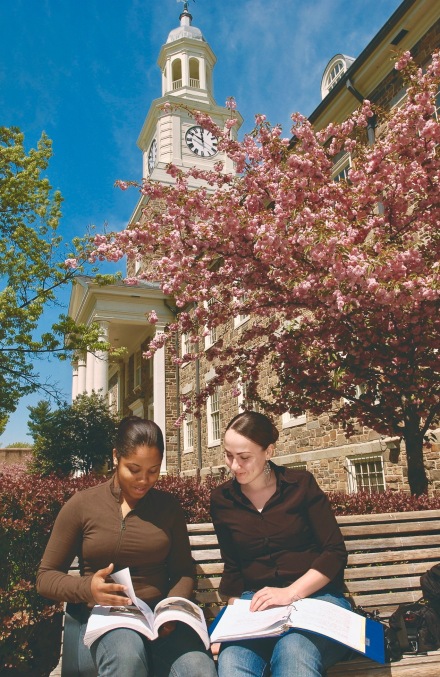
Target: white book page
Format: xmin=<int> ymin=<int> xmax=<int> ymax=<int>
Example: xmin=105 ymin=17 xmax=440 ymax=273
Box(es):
xmin=153 ymin=597 xmax=210 ymax=649
xmin=210 ymin=598 xmax=366 ymax=653
xmin=289 ymin=598 xmax=366 ymax=653
xmin=210 ymin=599 xmax=290 ymax=640
xmin=111 ymin=567 xmax=154 ymax=625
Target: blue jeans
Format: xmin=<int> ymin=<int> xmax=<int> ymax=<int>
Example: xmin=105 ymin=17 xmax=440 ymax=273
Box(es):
xmin=77 ymin=621 xmax=217 ymax=677
xmin=218 ymin=590 xmax=353 ymax=677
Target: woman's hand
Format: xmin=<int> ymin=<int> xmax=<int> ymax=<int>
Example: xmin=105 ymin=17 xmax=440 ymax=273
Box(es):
xmin=210 ymin=642 xmax=221 ymax=656
xmin=158 ymin=621 xmax=177 ymax=637
xmin=90 ymin=563 xmax=132 ymax=606
xmin=250 ymin=586 xmax=299 ymax=612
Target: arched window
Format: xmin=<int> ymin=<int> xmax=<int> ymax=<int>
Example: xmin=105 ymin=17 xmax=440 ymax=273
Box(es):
xmin=172 ymin=58 xmax=182 ymax=90
xmin=189 ymin=57 xmax=200 ymax=88
xmin=321 ymin=54 xmax=355 ymax=99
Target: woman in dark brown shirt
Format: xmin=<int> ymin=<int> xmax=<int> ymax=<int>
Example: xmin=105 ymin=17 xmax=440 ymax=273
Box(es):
xmin=37 ymin=417 xmax=216 ymax=677
xmin=210 ymin=411 xmax=351 ymax=677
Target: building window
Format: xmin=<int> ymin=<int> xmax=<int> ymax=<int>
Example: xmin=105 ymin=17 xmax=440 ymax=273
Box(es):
xmin=204 ymin=299 xmax=218 ymax=349
xmin=321 ymin=54 xmax=355 ymax=99
xmin=181 ymin=333 xmax=191 ymax=366
xmin=346 ymin=455 xmax=386 ymax=494
xmin=189 ymin=57 xmax=200 ymax=88
xmin=284 ymin=461 xmax=307 ymax=471
xmin=207 ymin=387 xmax=221 ymax=446
xmin=282 ymin=412 xmax=306 ymax=428
xmin=183 ymin=408 xmax=194 ymax=452
xmin=108 ymin=372 xmax=119 ymax=415
xmin=172 ymin=58 xmax=182 ymax=90
xmin=236 ymin=377 xmax=259 ymax=413
xmin=332 ymin=152 xmax=351 ymax=183
xmin=134 ymin=350 xmax=142 ymax=389
xmin=327 ymin=61 xmax=344 ymax=91
xmin=234 ymin=311 xmax=250 ymax=329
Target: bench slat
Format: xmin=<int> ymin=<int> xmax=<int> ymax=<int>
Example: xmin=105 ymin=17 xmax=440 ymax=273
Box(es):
xmin=344 ymin=534 xmax=440 ymax=551
xmin=327 ymin=651 xmax=440 ymax=676
xmin=340 ymin=519 xmax=440 ymax=537
xmin=347 ymin=546 xmax=440 ymax=566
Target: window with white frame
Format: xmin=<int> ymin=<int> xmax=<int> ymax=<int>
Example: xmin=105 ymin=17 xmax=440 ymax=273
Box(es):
xmin=284 ymin=461 xmax=307 ymax=471
xmin=134 ymin=350 xmax=142 ymax=389
xmin=236 ymin=378 xmax=259 ymax=413
xmin=108 ymin=372 xmax=119 ymax=415
xmin=207 ymin=387 xmax=221 ymax=446
xmin=282 ymin=411 xmax=306 ymax=428
xmin=183 ymin=408 xmax=194 ymax=452
xmin=204 ymin=299 xmax=218 ymax=349
xmin=234 ymin=311 xmax=250 ymax=329
xmin=332 ymin=152 xmax=351 ymax=183
xmin=181 ymin=333 xmax=191 ymax=366
xmin=321 ymin=54 xmax=354 ymax=99
xmin=346 ymin=454 xmax=386 ymax=494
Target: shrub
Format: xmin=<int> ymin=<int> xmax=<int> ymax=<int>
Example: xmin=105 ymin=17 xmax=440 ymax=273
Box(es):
xmin=328 ymin=489 xmax=440 ymax=515
xmin=0 ymin=466 xmax=106 ymax=674
xmin=155 ymin=473 xmax=223 ymax=523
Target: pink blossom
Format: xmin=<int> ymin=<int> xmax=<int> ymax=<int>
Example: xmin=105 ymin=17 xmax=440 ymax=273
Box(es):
xmin=148 ymin=310 xmax=158 ymax=324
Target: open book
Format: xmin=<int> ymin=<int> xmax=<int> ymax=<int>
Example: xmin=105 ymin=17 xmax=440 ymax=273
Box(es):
xmin=210 ymin=597 xmax=385 ymax=664
xmin=83 ymin=567 xmax=209 ymax=649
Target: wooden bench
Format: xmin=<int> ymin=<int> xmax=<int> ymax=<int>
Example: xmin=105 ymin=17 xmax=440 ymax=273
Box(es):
xmin=58 ymin=509 xmax=440 ymax=676
xmin=189 ymin=509 xmax=440 ymax=676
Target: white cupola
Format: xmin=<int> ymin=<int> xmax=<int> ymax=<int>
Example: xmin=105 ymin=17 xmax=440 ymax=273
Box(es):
xmin=158 ymin=2 xmax=216 ymax=104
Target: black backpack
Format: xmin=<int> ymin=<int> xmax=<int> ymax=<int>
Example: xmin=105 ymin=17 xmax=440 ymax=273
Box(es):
xmin=386 ymin=564 xmax=440 ymax=661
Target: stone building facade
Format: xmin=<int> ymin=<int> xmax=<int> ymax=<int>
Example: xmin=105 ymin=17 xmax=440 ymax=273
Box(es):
xmin=68 ymin=0 xmax=440 ymax=492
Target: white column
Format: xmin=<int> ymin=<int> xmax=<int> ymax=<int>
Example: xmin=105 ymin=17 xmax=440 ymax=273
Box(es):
xmin=72 ymin=362 xmax=78 ymax=401
xmin=77 ymin=356 xmax=87 ymax=396
xmin=86 ymin=351 xmax=95 ymax=394
xmin=93 ymin=321 xmax=109 ymax=395
xmin=182 ymin=52 xmax=189 ymax=87
xmin=153 ymin=325 xmax=167 ymax=471
xmin=199 ymin=57 xmax=207 ymax=90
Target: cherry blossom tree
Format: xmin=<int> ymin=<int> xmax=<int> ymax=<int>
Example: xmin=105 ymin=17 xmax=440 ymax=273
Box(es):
xmin=83 ymin=51 xmax=440 ymax=495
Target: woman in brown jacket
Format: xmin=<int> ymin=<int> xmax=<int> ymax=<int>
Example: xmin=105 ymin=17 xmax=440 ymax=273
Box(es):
xmin=37 ymin=416 xmax=216 ymax=677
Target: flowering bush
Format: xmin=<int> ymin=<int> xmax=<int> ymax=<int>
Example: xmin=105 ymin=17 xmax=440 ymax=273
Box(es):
xmin=0 ymin=466 xmax=106 ymax=674
xmin=156 ymin=472 xmax=224 ymax=522
xmin=328 ymin=489 xmax=440 ymax=515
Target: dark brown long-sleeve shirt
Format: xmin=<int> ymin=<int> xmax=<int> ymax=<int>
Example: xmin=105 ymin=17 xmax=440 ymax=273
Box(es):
xmin=210 ymin=464 xmax=347 ymax=599
xmin=37 ymin=477 xmax=195 ymax=608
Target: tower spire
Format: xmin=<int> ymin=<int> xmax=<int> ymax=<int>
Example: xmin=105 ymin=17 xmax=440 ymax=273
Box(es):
xmin=178 ymin=0 xmax=194 ymax=22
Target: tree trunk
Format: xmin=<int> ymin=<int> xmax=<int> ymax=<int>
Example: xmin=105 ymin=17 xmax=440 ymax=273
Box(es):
xmin=404 ymin=430 xmax=429 ymax=496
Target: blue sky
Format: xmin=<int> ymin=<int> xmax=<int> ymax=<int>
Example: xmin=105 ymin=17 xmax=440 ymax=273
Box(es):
xmin=0 ymin=0 xmax=403 ymax=445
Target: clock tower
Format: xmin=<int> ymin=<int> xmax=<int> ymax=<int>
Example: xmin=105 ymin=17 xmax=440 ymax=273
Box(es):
xmin=135 ymin=3 xmax=242 ymax=190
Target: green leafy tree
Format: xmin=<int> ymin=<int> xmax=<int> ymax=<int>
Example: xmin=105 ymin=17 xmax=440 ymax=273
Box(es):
xmin=0 ymin=126 xmax=108 ymax=427
xmin=28 ymin=393 xmax=118 ymax=476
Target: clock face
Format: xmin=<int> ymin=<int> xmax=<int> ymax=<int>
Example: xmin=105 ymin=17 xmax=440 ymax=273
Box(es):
xmin=148 ymin=139 xmax=157 ymax=173
xmin=185 ymin=126 xmax=218 ymax=157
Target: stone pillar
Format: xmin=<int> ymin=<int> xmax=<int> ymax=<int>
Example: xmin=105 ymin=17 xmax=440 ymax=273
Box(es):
xmin=93 ymin=321 xmax=109 ymax=395
xmin=77 ymin=356 xmax=87 ymax=396
xmin=72 ymin=361 xmax=78 ymax=401
xmin=86 ymin=351 xmax=95 ymax=394
xmin=153 ymin=325 xmax=167 ymax=472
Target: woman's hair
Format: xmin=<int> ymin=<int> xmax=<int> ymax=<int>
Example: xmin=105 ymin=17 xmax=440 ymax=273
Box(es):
xmin=114 ymin=416 xmax=165 ymax=459
xmin=225 ymin=411 xmax=279 ymax=449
